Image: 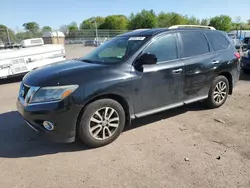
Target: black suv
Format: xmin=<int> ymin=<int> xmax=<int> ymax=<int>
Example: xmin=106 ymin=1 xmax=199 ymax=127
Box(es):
xmin=17 ymin=28 xmax=240 ymax=147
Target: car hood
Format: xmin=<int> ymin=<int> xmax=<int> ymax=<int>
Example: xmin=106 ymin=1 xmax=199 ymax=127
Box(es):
xmin=23 ymin=59 xmax=103 ymax=86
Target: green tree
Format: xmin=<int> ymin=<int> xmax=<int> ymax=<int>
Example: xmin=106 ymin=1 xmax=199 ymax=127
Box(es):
xmin=240 ymin=23 xmax=250 ymax=30
xmin=68 ymin=25 xmax=78 ymax=32
xmin=80 ymin=17 xmax=105 ymax=29
xmin=67 ymin=22 xmax=79 ymax=38
xmin=187 ymin=16 xmax=200 ymax=25
xmin=157 ymin=12 xmax=190 ymax=27
xmin=157 ymin=12 xmax=173 ymax=27
xmin=59 ymin=25 xmax=68 ymax=34
xmin=128 ymin=9 xmax=157 ymax=29
xmin=15 ymin=31 xmax=34 ymax=41
xmin=99 ymin=15 xmax=128 ymax=30
xmin=22 ymin=22 xmax=40 ymax=33
xmin=209 ymin=15 xmax=232 ymax=31
xmin=69 ymin=21 xmax=78 ymax=28
xmin=232 ymin=16 xmax=241 ymax=30
xmin=42 ymin=26 xmax=52 ymax=32
xmin=200 ymin=18 xmax=210 ymax=26
xmin=169 ymin=13 xmax=189 ymax=25
xmin=231 ymin=17 xmax=250 ymax=30
xmin=0 ymin=24 xmax=16 ymax=43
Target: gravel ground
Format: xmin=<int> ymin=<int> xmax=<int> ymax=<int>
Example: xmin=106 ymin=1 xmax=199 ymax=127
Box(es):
xmin=0 ymin=45 xmax=250 ymax=188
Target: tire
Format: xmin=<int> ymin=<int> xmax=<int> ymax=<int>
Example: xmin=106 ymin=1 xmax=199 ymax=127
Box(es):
xmin=77 ymin=99 xmax=126 ymax=148
xmin=205 ymin=76 xmax=229 ymax=109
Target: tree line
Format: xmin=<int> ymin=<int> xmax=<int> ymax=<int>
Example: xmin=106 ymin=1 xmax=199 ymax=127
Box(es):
xmin=64 ymin=10 xmax=250 ymax=31
xmin=1 ymin=9 xmax=250 ymax=42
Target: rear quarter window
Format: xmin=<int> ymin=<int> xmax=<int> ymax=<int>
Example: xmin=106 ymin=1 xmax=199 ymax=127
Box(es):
xmin=206 ymin=32 xmax=230 ymax=51
xmin=180 ymin=33 xmax=210 ymax=58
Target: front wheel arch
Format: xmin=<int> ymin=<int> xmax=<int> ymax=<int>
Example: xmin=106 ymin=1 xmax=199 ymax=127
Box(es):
xmin=76 ymin=94 xmax=131 ymax=133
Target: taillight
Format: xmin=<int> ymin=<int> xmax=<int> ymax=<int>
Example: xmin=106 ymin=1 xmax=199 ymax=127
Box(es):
xmin=234 ymin=52 xmax=241 ymax=59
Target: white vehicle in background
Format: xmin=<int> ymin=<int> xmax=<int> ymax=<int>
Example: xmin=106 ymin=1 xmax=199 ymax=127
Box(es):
xmin=0 ymin=38 xmax=66 ymax=79
xmin=0 ymin=42 xmax=4 ymax=50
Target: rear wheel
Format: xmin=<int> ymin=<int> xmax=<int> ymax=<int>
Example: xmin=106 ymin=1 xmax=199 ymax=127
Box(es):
xmin=205 ymin=76 xmax=229 ymax=109
xmin=77 ymin=99 xmax=125 ymax=148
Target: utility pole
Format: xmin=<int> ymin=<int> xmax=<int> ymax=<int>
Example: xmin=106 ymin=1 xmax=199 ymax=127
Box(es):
xmin=239 ymin=25 xmax=243 ymax=40
xmin=56 ymin=30 xmax=59 ymax=44
xmin=94 ymin=20 xmax=98 ymax=43
xmin=89 ymin=18 xmax=99 ymax=44
xmin=6 ymin=28 xmax=11 ymax=46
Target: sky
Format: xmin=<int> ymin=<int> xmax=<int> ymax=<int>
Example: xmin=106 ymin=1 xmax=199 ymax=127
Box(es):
xmin=2 ymin=0 xmax=250 ymax=30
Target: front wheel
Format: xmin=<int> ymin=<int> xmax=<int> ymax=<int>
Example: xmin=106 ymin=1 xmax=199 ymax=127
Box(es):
xmin=205 ymin=76 xmax=229 ymax=109
xmin=77 ymin=99 xmax=126 ymax=148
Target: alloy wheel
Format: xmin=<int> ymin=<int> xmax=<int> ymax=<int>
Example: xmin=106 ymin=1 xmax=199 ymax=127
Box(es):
xmin=89 ymin=107 xmax=119 ymax=140
xmin=213 ymin=81 xmax=227 ymax=104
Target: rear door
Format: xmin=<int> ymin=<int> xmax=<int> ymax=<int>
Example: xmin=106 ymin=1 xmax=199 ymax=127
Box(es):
xmin=205 ymin=31 xmax=241 ymax=85
xmin=179 ymin=31 xmax=218 ymax=102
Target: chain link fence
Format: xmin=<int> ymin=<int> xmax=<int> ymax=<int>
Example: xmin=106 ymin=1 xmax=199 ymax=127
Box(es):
xmin=0 ymin=28 xmax=130 ymax=48
xmin=65 ymin=29 xmax=130 ymax=44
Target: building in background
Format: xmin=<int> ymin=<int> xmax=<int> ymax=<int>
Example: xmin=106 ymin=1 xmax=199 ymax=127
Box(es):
xmin=42 ymin=31 xmax=65 ymax=45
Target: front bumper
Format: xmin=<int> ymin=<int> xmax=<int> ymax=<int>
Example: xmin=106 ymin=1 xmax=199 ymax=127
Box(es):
xmin=16 ymin=97 xmax=81 ymax=143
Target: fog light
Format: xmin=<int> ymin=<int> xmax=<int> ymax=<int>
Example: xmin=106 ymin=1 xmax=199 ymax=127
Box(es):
xmin=43 ymin=121 xmax=54 ymax=131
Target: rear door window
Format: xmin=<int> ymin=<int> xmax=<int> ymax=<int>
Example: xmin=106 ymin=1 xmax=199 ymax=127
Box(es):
xmin=206 ymin=32 xmax=230 ymax=51
xmin=180 ymin=33 xmax=210 ymax=58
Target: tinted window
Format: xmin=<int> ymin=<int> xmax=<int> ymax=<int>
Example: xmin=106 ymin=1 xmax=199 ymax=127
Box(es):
xmin=206 ymin=32 xmax=230 ymax=51
xmin=81 ymin=36 xmax=149 ymax=64
xmin=144 ymin=34 xmax=178 ymax=63
xmin=181 ymin=33 xmax=210 ymax=58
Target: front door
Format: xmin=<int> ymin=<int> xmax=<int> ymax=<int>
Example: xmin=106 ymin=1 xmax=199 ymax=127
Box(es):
xmin=132 ymin=33 xmax=184 ymax=117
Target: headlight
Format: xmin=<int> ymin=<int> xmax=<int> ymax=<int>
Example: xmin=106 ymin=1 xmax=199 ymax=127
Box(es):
xmin=29 ymin=85 xmax=78 ymax=103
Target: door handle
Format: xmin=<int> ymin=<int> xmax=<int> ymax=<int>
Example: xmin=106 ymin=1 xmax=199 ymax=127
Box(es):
xmin=172 ymin=68 xmax=183 ymax=74
xmin=212 ymin=60 xmax=220 ymax=65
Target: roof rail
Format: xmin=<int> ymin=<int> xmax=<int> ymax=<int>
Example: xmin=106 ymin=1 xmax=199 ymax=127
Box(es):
xmin=132 ymin=29 xmax=150 ymax=32
xmin=169 ymin=25 xmax=216 ymax=30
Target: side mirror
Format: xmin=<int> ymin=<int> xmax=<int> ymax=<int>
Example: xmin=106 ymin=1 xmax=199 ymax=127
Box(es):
xmin=140 ymin=53 xmax=157 ymax=65
xmin=134 ymin=53 xmax=157 ymax=71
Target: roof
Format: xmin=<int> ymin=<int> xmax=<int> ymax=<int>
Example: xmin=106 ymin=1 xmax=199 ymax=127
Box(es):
xmin=119 ymin=28 xmax=218 ymax=37
xmin=119 ymin=28 xmax=168 ymax=37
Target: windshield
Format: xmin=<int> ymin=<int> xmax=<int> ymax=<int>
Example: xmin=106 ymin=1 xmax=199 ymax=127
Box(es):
xmin=80 ymin=36 xmax=149 ymax=64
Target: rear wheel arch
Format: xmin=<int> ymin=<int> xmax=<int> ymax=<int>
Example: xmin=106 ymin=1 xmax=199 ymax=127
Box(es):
xmin=205 ymin=75 xmax=229 ymax=108
xmin=218 ymin=72 xmax=233 ymax=94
